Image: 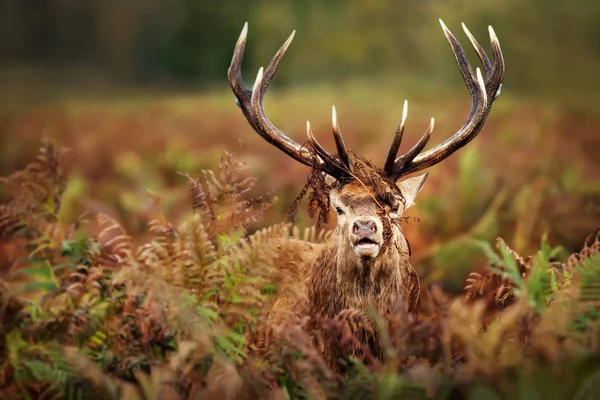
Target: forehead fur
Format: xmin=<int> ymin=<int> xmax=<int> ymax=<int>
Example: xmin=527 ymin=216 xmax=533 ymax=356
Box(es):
xmin=337 ymin=180 xmax=373 ymax=196
xmin=332 ymin=179 xmax=404 ymax=210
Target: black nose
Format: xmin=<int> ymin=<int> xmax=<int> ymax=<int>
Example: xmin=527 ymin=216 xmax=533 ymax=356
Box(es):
xmin=353 ymin=219 xmax=377 ymax=236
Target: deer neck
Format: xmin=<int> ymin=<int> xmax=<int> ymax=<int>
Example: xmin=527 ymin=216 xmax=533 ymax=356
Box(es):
xmin=308 ymin=232 xmax=414 ymax=320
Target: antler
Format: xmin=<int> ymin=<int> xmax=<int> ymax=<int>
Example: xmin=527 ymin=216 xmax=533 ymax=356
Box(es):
xmin=228 ymin=20 xmax=505 ymax=183
xmin=227 ymin=23 xmax=351 ymax=180
xmin=384 ymin=20 xmax=505 ymax=181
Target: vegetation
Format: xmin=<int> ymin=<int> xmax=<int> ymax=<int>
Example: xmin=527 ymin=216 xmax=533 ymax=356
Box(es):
xmin=2 ymin=0 xmax=600 ymax=111
xmin=0 ymin=140 xmax=599 ymax=399
xmin=1 ymin=2 xmax=599 ymax=398
xmin=2 ymin=91 xmax=598 ymax=291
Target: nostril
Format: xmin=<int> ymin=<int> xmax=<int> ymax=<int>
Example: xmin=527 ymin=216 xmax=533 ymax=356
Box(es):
xmin=368 ymin=221 xmax=376 ymax=233
xmin=353 ymin=220 xmax=377 ymax=235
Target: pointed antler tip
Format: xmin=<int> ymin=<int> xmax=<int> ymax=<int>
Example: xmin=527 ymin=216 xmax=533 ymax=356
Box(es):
xmin=286 ymin=30 xmax=296 ymax=45
xmin=461 ymin=22 xmax=473 ymax=36
xmin=439 ymin=19 xmax=453 ymax=40
xmin=423 ymin=117 xmax=435 ymax=137
xmin=475 ymin=67 xmax=488 ymax=103
xmin=400 ymin=100 xmax=408 ymax=125
xmin=251 ymin=67 xmax=264 ymax=100
xmin=488 ymin=25 xmax=498 ymax=41
xmin=475 ymin=67 xmax=484 ymax=81
xmin=332 ymin=105 xmax=339 ymax=125
xmin=330 ymin=105 xmax=349 ymax=169
xmin=240 ymin=22 xmax=248 ymax=38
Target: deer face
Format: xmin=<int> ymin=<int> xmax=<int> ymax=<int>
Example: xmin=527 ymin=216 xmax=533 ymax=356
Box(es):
xmin=329 ymin=174 xmax=428 ymax=260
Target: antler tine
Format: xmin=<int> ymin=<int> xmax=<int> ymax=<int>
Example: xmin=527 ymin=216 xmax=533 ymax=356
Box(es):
xmin=391 ymin=118 xmax=434 ymax=178
xmin=439 ymin=20 xmax=481 ymax=100
xmin=306 ymin=121 xmax=329 ymax=158
xmin=307 ymin=120 xmax=351 ymax=175
xmin=228 ymin=23 xmax=251 ymax=106
xmin=461 ymin=23 xmax=492 ymax=78
xmin=227 ymin=23 xmax=347 ymax=179
xmin=387 ymin=20 xmax=504 ymax=180
xmin=462 ymin=23 xmax=505 ymax=101
xmin=487 ymin=25 xmax=505 ymax=100
xmin=332 ymin=105 xmax=351 ymax=170
xmin=249 ymin=30 xmax=295 ymax=107
xmin=384 ymin=100 xmax=408 ymax=175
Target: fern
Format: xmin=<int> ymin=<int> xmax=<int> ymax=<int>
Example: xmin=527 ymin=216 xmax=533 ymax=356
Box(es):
xmin=473 ymin=235 xmax=567 ymax=314
xmin=6 ymin=330 xmax=77 ymax=400
xmin=4 ymin=140 xmax=600 ymax=399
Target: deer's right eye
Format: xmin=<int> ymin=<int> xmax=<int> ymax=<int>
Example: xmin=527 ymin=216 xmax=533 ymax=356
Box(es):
xmin=335 ymin=207 xmax=344 ymax=215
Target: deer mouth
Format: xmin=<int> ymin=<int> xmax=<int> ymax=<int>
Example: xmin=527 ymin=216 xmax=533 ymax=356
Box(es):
xmin=354 ymin=238 xmax=380 ymax=258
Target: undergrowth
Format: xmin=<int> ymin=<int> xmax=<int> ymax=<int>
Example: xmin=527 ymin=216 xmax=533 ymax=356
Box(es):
xmin=1 ymin=141 xmax=600 ymax=399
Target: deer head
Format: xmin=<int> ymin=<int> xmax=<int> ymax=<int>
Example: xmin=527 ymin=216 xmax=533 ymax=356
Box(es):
xmin=227 ymin=20 xmax=504 ymax=268
xmin=326 ymin=173 xmax=427 ymax=263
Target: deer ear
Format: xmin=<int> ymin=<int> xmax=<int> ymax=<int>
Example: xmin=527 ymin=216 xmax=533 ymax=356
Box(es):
xmin=396 ymin=172 xmax=429 ymax=210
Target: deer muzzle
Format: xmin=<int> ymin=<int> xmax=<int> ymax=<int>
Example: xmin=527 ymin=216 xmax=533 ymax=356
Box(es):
xmin=351 ymin=219 xmax=381 ymax=259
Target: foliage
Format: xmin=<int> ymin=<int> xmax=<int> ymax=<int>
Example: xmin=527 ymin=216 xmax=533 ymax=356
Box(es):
xmin=3 ymin=1 xmax=600 ymax=111
xmin=1 ymin=142 xmax=600 ymax=399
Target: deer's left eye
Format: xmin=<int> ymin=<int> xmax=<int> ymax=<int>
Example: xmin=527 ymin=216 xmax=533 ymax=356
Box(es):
xmin=335 ymin=207 xmax=344 ymax=215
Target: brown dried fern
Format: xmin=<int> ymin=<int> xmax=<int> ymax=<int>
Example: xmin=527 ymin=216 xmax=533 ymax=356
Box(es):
xmin=0 ymin=140 xmax=69 ymax=267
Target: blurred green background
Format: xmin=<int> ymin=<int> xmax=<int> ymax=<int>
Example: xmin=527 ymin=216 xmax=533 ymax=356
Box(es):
xmin=1 ymin=0 xmax=599 ymax=291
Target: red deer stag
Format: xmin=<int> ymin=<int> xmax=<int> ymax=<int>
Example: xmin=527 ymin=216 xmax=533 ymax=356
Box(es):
xmin=228 ymin=20 xmax=504 ymax=372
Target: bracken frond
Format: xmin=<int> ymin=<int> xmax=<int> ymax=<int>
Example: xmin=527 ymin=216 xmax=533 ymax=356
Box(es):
xmin=4 ymin=141 xmax=600 ymax=400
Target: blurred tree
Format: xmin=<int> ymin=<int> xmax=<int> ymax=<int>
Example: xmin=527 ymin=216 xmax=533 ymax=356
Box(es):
xmin=0 ymin=0 xmax=598 ymax=107
xmin=160 ymin=0 xmax=252 ymax=84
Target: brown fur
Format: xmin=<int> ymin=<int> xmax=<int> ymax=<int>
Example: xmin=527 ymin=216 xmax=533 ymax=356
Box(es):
xmin=254 ymin=175 xmax=426 ymax=374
